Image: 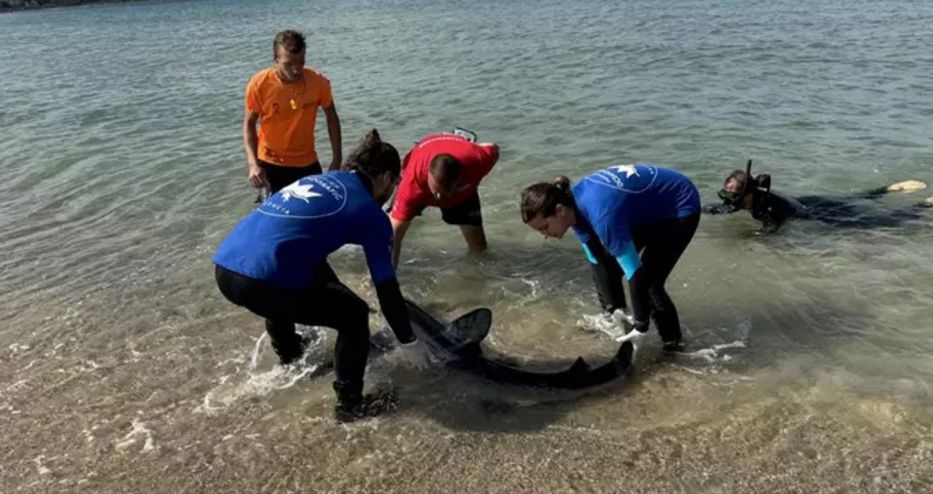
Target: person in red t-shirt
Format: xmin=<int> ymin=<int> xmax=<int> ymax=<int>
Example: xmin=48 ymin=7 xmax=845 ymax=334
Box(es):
xmin=389 ymin=133 xmax=500 ymax=267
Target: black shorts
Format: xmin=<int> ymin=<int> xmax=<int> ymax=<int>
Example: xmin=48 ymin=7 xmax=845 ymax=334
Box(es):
xmin=260 ymin=161 xmax=322 ymax=193
xmin=386 ymin=190 xmax=484 ymax=226
xmin=422 ymin=192 xmax=483 ymax=226
xmin=214 ymin=264 xmax=370 ymax=393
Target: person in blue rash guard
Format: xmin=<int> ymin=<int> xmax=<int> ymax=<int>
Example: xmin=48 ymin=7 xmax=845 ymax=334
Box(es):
xmin=520 ymin=164 xmax=701 ymax=352
xmin=213 ymin=129 xmax=427 ymax=422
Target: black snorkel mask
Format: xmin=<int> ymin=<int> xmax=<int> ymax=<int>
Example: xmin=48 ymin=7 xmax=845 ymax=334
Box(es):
xmin=717 ymin=159 xmax=754 ymax=211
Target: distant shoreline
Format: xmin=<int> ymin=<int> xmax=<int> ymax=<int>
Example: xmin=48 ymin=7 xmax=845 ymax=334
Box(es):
xmin=0 ymin=0 xmax=149 ymax=13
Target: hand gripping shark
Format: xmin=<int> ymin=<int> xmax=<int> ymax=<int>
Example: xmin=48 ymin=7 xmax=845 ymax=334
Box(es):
xmin=370 ymin=300 xmax=634 ymax=389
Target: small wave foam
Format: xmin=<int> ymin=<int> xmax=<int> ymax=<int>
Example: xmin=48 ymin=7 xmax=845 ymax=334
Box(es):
xmin=683 ymin=340 xmax=747 ymax=363
xmin=576 ymin=310 xmax=634 ymax=339
xmin=114 ymin=418 xmax=155 ymax=453
xmin=196 ymin=326 xmax=326 ymax=415
xmin=579 ymin=312 xmax=750 ymax=369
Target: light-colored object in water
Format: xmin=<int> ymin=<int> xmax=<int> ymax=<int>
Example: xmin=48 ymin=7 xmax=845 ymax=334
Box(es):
xmin=886 ymin=180 xmax=927 ymax=192
xmin=615 ymin=328 xmax=648 ymax=344
xmin=612 ymin=308 xmax=635 ymax=327
xmin=923 ymin=196 xmax=933 ymax=207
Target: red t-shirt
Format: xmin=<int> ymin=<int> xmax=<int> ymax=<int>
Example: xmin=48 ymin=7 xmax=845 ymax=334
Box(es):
xmin=390 ymin=134 xmax=499 ymax=222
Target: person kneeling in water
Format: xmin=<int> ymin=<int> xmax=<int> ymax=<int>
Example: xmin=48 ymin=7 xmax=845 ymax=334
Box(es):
xmin=520 ymin=164 xmax=702 ymax=352
xmin=706 ymin=160 xmax=931 ymax=234
xmin=213 ymin=129 xmax=429 ymax=422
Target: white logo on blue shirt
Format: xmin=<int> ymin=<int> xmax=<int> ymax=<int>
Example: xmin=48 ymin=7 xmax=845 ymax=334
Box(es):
xmin=281 ymin=182 xmax=323 ymax=203
xmin=613 ymin=164 xmax=640 ymax=178
xmin=589 ymin=164 xmax=658 ymax=193
xmin=259 ymin=175 xmax=348 ymax=219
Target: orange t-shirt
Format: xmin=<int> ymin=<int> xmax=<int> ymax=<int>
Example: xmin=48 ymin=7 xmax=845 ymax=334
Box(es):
xmin=245 ymin=67 xmax=334 ymax=167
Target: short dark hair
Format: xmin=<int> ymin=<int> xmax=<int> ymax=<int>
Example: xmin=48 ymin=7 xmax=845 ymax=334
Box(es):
xmin=345 ymin=129 xmax=401 ymax=178
xmin=428 ymin=154 xmax=462 ymax=187
xmin=273 ymin=30 xmax=306 ymax=61
xmin=520 ymin=176 xmax=574 ymax=222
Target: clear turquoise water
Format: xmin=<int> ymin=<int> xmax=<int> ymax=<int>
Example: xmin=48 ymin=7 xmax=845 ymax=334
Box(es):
xmin=1 ymin=0 xmax=932 ymax=492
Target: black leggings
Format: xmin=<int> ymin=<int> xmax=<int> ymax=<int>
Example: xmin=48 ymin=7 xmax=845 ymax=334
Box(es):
xmin=631 ymin=213 xmax=700 ymax=343
xmin=260 ymin=161 xmax=322 ymax=193
xmin=214 ymin=264 xmax=370 ymax=400
xmin=797 ymin=194 xmax=928 ymax=228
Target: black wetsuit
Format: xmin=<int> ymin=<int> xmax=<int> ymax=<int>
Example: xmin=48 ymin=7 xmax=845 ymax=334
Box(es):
xmin=215 ymin=263 xmax=374 ymax=401
xmin=704 ymin=187 xmax=929 ymax=233
xmin=214 ymin=171 xmax=413 ymax=407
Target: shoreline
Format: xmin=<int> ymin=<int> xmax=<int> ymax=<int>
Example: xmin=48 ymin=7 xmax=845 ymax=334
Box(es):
xmin=0 ymin=0 xmax=149 ymax=13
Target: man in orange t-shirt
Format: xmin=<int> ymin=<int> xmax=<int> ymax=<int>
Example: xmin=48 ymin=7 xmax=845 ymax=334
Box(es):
xmin=389 ymin=132 xmax=500 ymax=267
xmin=243 ymin=30 xmax=342 ymax=193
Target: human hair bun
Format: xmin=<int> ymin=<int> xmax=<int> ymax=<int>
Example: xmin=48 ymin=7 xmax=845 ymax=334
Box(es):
xmin=551 ymin=175 xmax=571 ymax=192
xmin=363 ymin=128 xmax=381 ymax=148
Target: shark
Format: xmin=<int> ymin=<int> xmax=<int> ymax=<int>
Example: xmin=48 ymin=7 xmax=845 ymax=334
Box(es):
xmin=367 ymin=300 xmax=634 ymax=389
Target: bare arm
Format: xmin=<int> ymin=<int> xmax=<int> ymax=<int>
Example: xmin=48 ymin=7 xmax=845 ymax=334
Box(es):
xmin=323 ymin=103 xmax=342 ymax=171
xmin=243 ymin=110 xmax=265 ymax=188
xmin=390 ymin=217 xmax=412 ymax=268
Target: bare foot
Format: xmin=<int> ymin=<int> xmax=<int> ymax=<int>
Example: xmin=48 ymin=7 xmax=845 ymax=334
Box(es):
xmin=887 ymin=180 xmax=927 ymax=192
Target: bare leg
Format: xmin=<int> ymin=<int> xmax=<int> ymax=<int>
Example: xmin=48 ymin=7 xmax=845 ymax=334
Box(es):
xmin=853 ymin=180 xmax=926 ymax=200
xmin=459 ymin=225 xmax=488 ymax=252
xmin=886 ymin=180 xmax=927 ymax=193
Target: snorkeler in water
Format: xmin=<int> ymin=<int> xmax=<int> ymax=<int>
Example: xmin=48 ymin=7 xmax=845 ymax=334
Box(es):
xmin=704 ymin=160 xmax=931 ymax=234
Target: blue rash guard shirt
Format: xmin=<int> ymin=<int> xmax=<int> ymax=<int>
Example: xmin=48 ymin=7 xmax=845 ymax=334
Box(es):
xmin=213 ymin=171 xmax=395 ymax=289
xmin=571 ymin=164 xmax=700 ymax=279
